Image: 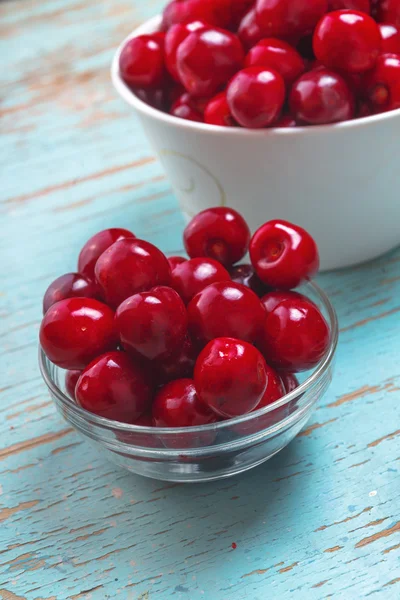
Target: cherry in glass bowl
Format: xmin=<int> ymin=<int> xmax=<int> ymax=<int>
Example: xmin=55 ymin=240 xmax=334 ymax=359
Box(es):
xmin=39 ymin=281 xmax=337 ymax=483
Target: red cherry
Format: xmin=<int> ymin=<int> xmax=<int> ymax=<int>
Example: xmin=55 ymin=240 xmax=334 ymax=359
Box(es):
xmin=165 ymin=20 xmax=208 ymax=82
xmin=231 ymin=1 xmax=256 ymax=28
xmin=328 ymin=0 xmax=370 ymax=11
xmin=238 ymin=8 xmax=264 ymax=50
xmin=261 ymin=290 xmax=305 ymax=313
xmin=95 ymin=239 xmax=171 ymax=308
xmin=78 ymin=228 xmax=135 ymax=281
xmin=229 ymin=263 xmax=272 ymax=297
xmin=379 ymin=24 xmax=400 ymax=54
xmin=313 ymin=10 xmax=381 ymax=73
xmin=377 ymin=0 xmax=400 ymax=27
xmin=176 ymin=28 xmax=244 ymax=97
xmin=184 ymin=207 xmax=250 ymax=267
xmin=363 ymin=53 xmax=400 ymax=112
xmin=40 ymin=298 xmax=117 ymax=370
xmin=275 ymin=114 xmax=297 ymax=127
xmin=289 ymin=68 xmax=355 ymax=124
xmin=116 ymin=286 xmax=187 ymax=361
xmin=255 ymin=365 xmax=286 ymax=408
xmin=245 ymin=38 xmax=306 ymax=85
xmin=155 ymin=335 xmax=198 ymax=383
xmin=204 ymin=92 xmax=236 ymax=126
xmin=280 ymin=372 xmax=300 ymax=393
xmin=170 ymin=92 xmax=206 ymax=122
xmin=65 ymin=370 xmax=82 ymax=400
xmin=226 ymin=66 xmax=285 ymax=128
xmin=256 ymin=0 xmax=328 ymax=38
xmin=153 ymin=379 xmax=217 ymax=427
xmin=168 ymin=256 xmax=187 ymax=271
xmin=76 ymin=351 xmax=152 ymax=423
xmin=119 ymin=35 xmax=166 ymax=89
xmin=195 ymin=337 xmax=268 ymax=418
xmin=259 ymin=292 xmax=331 ymax=372
xmin=162 ymin=0 xmax=232 ymax=29
xmin=250 ymin=220 xmax=319 ymax=289
xmin=188 ymin=281 xmax=266 ymax=345
xmin=171 ymin=257 xmax=231 ymax=304
xmin=43 ymin=273 xmax=100 ymax=314
xmin=134 ymin=88 xmax=167 ymax=110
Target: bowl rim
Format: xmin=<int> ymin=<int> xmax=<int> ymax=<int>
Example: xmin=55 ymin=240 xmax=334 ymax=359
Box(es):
xmin=111 ymin=15 xmax=400 ymax=137
xmin=39 ymin=281 xmax=339 ymax=436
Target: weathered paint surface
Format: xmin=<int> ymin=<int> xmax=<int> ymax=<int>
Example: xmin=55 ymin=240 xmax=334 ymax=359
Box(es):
xmin=1 ymin=1 xmax=400 ymax=598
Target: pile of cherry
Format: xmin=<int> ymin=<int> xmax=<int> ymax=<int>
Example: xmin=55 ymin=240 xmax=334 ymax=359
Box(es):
xmin=118 ymin=0 xmax=400 ymax=127
xmin=40 ymin=208 xmax=330 ymax=435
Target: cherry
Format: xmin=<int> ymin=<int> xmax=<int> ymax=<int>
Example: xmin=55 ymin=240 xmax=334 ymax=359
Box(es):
xmin=168 ymin=256 xmax=187 ymax=271
xmin=134 ymin=88 xmax=167 ymax=111
xmin=162 ymin=0 xmax=232 ymax=30
xmin=195 ymin=337 xmax=268 ymax=418
xmin=95 ymin=239 xmax=171 ymax=308
xmin=377 ymin=0 xmax=400 ymax=27
xmin=116 ymin=286 xmax=187 ymax=361
xmin=78 ymin=228 xmax=135 ymax=281
xmin=153 ymin=379 xmax=217 ymax=427
xmin=170 ymin=100 xmax=203 ymax=121
xmin=165 ymin=20 xmax=208 ymax=82
xmin=250 ymin=220 xmax=320 ymax=289
xmin=245 ymin=38 xmax=305 ymax=85
xmin=280 ymin=372 xmax=300 ymax=393
xmin=65 ymin=370 xmax=81 ymax=400
xmin=188 ymin=281 xmax=266 ymax=345
xmin=171 ymin=257 xmax=231 ymax=304
xmin=204 ymin=92 xmax=236 ymax=126
xmin=379 ymin=24 xmax=400 ymax=54
xmin=176 ymin=28 xmax=244 ymax=97
xmin=289 ymin=68 xmax=355 ymax=125
xmin=75 ymin=351 xmax=152 ymax=423
xmin=275 ymin=114 xmax=297 ymax=127
xmin=119 ymin=35 xmax=166 ymax=89
xmin=231 ymin=1 xmax=256 ymax=28
xmin=259 ymin=292 xmax=330 ymax=371
xmin=43 ymin=273 xmax=100 ymax=314
xmin=313 ymin=10 xmax=381 ymax=74
xmin=254 ymin=365 xmax=286 ymax=408
xmin=184 ymin=207 xmax=250 ymax=267
xmin=261 ymin=290 xmax=305 ymax=313
xmin=229 ymin=263 xmax=271 ymax=297
xmin=155 ymin=335 xmax=198 ymax=383
xmin=256 ymin=0 xmax=328 ymax=38
xmin=40 ymin=298 xmax=117 ymax=370
xmin=238 ymin=8 xmax=264 ymax=50
xmin=226 ymin=66 xmax=285 ymax=128
xmin=363 ymin=53 xmax=400 ymax=113
xmin=328 ymin=0 xmax=370 ymax=11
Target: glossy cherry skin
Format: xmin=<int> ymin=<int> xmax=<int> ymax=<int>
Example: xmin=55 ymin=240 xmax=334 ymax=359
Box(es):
xmin=256 ymin=0 xmax=328 ymax=38
xmin=95 ymin=239 xmax=171 ymax=309
xmin=153 ymin=379 xmax=217 ymax=427
xmin=65 ymin=370 xmax=82 ymax=400
xmin=40 ymin=298 xmax=117 ymax=370
xmin=78 ymin=228 xmax=135 ymax=281
xmin=377 ymin=0 xmax=400 ymax=27
xmin=289 ymin=68 xmax=355 ymax=124
xmin=165 ymin=20 xmax=208 ymax=82
xmin=227 ymin=66 xmax=285 ymax=128
xmin=259 ymin=292 xmax=331 ymax=372
xmin=245 ymin=38 xmax=305 ymax=85
xmin=184 ymin=207 xmax=250 ymax=267
xmin=363 ymin=54 xmax=400 ymax=113
xmin=155 ymin=335 xmax=198 ymax=383
xmin=162 ymin=0 xmax=232 ymax=30
xmin=168 ymin=256 xmax=187 ymax=271
xmin=379 ymin=24 xmax=400 ymax=54
xmin=313 ymin=10 xmax=381 ymax=73
xmin=188 ymin=281 xmax=266 ymax=345
xmin=261 ymin=290 xmax=306 ymax=313
xmin=116 ymin=286 xmax=187 ymax=361
xmin=119 ymin=35 xmax=166 ymax=89
xmin=238 ymin=8 xmax=264 ymax=50
xmin=250 ymin=220 xmax=319 ymax=289
xmin=170 ymin=100 xmax=203 ymax=121
xmin=280 ymin=372 xmax=300 ymax=394
xmin=328 ymin=0 xmax=370 ymax=11
xmin=176 ymin=28 xmax=244 ymax=97
xmin=195 ymin=337 xmax=268 ymax=418
xmin=229 ymin=264 xmax=271 ymax=298
xmin=43 ymin=273 xmax=99 ymax=314
xmin=275 ymin=114 xmax=297 ymax=127
xmin=171 ymin=257 xmax=231 ymax=304
xmin=75 ymin=351 xmax=152 ymax=423
xmin=204 ymin=92 xmax=236 ymax=126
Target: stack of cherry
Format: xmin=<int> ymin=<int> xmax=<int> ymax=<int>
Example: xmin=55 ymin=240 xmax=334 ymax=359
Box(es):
xmin=118 ymin=0 xmax=400 ymax=127
xmin=40 ymin=207 xmax=330 ymax=437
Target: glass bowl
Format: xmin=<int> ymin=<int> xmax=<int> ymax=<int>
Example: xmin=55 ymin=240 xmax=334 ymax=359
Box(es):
xmin=39 ymin=282 xmax=338 ymax=483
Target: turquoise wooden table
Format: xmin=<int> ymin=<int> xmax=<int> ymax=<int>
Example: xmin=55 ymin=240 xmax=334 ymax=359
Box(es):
xmin=1 ymin=1 xmax=400 ymax=598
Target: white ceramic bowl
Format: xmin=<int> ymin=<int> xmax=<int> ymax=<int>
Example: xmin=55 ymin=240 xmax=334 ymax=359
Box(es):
xmin=112 ymin=16 xmax=400 ymax=271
